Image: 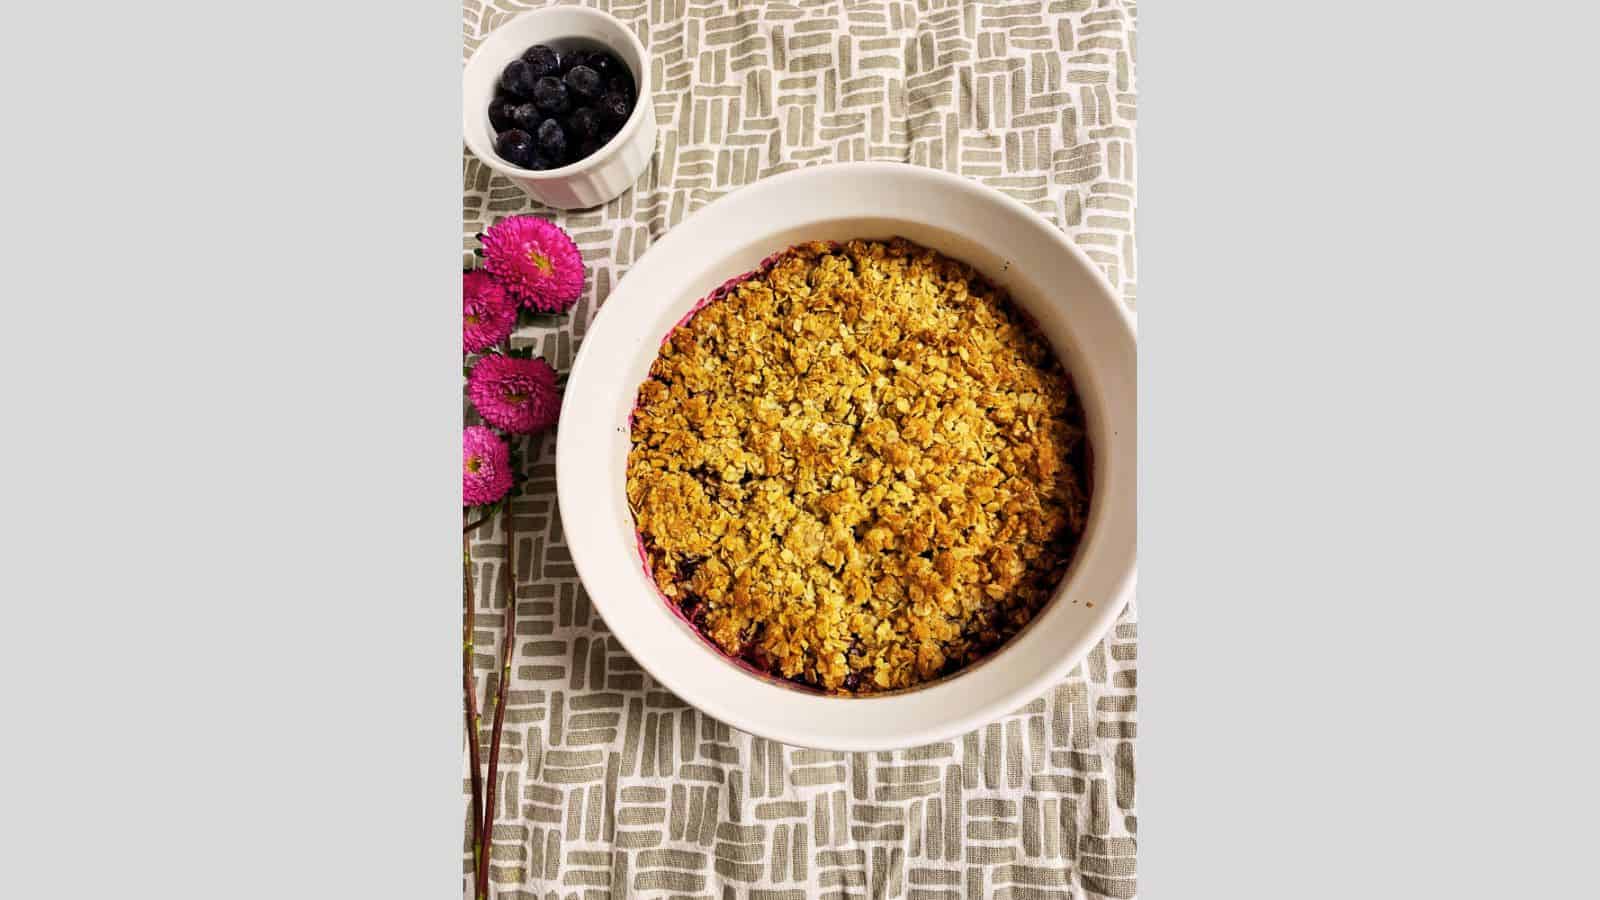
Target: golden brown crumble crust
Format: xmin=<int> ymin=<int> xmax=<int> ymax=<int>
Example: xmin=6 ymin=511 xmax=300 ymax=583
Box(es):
xmin=626 ymin=239 xmax=1090 ymax=694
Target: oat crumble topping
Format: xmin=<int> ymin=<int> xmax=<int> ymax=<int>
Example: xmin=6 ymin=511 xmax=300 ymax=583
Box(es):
xmin=626 ymin=239 xmax=1091 ymax=694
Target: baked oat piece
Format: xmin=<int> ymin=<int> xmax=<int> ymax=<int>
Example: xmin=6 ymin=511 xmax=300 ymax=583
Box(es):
xmin=626 ymin=239 xmax=1091 ymax=694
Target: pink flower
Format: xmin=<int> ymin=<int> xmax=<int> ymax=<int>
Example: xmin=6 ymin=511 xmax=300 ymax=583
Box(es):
xmin=479 ymin=215 xmax=584 ymax=313
xmin=467 ymin=354 xmax=562 ymax=434
xmin=463 ymin=269 xmax=516 ymax=353
xmin=463 ymin=426 xmax=513 ymax=507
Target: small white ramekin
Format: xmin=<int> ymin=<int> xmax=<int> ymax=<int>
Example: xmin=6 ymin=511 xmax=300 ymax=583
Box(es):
xmin=463 ymin=7 xmax=656 ymax=210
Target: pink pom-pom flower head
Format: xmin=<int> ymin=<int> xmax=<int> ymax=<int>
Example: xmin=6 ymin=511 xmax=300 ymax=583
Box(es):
xmin=463 ymin=426 xmax=513 ymax=507
xmin=467 ymin=354 xmax=562 ymax=435
xmin=463 ymin=269 xmax=516 ymax=353
xmin=479 ymin=215 xmax=584 ymax=313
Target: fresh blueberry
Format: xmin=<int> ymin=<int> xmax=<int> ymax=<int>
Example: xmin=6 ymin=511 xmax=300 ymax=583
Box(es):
xmin=599 ymin=91 xmax=632 ymax=124
xmin=532 ymin=76 xmax=570 ymax=115
xmin=520 ymin=44 xmax=561 ymax=78
xmin=586 ymin=51 xmax=623 ymax=79
xmin=488 ymin=95 xmax=516 ymax=131
xmin=563 ymin=65 xmax=603 ymax=100
xmin=525 ymin=154 xmax=555 ymax=171
xmin=494 ymin=129 xmax=538 ymax=168
xmin=509 ymin=102 xmax=541 ymax=132
xmin=498 ymin=59 xmax=538 ymax=98
xmin=566 ymin=106 xmax=600 ymax=140
xmin=535 ymin=118 xmax=568 ymax=160
xmin=576 ymin=137 xmax=605 ymax=159
xmin=608 ymin=74 xmax=636 ymax=102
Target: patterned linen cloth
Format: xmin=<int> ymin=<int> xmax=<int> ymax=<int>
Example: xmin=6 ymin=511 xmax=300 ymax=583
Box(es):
xmin=463 ymin=1 xmax=1137 ymax=897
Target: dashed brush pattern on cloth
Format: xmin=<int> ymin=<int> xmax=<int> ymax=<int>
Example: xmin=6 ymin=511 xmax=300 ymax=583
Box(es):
xmin=463 ymin=0 xmax=1138 ymax=896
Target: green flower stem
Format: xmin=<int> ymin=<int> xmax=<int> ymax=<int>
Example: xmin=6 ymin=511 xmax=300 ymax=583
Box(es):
xmin=463 ymin=528 xmax=486 ymax=899
xmin=477 ymin=500 xmax=518 ymax=899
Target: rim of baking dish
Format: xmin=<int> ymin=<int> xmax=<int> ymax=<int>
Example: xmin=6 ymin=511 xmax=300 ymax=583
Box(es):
xmin=556 ymin=162 xmax=1136 ymax=751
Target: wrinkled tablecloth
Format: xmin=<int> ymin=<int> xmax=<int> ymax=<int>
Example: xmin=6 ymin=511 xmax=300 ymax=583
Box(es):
xmin=463 ymin=1 xmax=1137 ymax=896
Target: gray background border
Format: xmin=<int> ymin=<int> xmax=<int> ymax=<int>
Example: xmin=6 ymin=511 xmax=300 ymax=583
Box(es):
xmin=1141 ymin=2 xmax=1599 ymax=896
xmin=2 ymin=1 xmax=1597 ymax=897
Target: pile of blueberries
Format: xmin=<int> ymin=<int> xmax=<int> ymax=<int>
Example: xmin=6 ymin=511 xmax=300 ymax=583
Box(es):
xmin=490 ymin=44 xmax=637 ymax=171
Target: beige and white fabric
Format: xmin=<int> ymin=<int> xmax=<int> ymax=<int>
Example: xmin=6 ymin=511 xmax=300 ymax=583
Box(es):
xmin=462 ymin=1 xmax=1137 ymax=896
